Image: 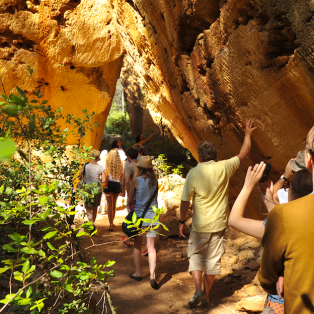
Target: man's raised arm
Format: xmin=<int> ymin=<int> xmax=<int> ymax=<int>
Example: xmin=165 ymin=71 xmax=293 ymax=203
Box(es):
xmin=237 ymin=119 xmax=257 ymax=163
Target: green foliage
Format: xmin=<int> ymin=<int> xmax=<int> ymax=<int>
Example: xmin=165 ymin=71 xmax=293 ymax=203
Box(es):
xmin=0 ymin=66 xmax=115 ymax=313
xmin=0 ymin=185 xmax=114 ymax=313
xmin=104 ymin=103 xmax=131 ymax=135
xmin=144 ymin=128 xmax=194 ymax=166
xmin=153 ymin=154 xmax=184 ymax=179
xmin=172 ymin=165 xmax=184 ymax=176
xmin=153 ymin=154 xmax=185 ymax=191
xmin=0 ymin=127 xmax=16 ymax=162
xmin=0 ymin=66 xmax=99 ymax=203
xmin=123 ymin=206 xmax=169 ymax=235
xmin=153 ymin=154 xmax=171 ymax=178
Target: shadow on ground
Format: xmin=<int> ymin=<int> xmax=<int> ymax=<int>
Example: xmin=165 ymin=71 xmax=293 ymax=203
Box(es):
xmin=80 ymin=215 xmax=252 ymax=314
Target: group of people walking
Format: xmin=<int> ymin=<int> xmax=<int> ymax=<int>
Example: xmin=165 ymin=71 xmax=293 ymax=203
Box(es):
xmin=79 ymin=132 xmax=160 ymax=290
xmin=80 ymin=124 xmax=314 ymax=313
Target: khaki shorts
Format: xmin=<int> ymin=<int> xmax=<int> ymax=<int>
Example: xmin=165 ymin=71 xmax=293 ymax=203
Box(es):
xmin=187 ymin=229 xmax=226 ymax=275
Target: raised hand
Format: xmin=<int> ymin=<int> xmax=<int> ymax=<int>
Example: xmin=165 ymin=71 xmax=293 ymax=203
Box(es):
xmin=284 ymin=158 xmax=294 ymax=181
xmin=260 ymin=179 xmax=276 ymax=212
xmin=243 ymin=162 xmax=266 ymax=191
xmin=245 ymin=119 xmax=257 ymax=136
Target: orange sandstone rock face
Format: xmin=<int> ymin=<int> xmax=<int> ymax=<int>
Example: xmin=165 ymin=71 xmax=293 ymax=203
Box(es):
xmin=0 ymin=0 xmax=124 ymax=146
xmin=2 ymin=0 xmax=314 ymax=216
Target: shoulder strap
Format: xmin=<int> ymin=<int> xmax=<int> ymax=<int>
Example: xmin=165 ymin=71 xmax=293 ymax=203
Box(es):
xmin=139 ymin=182 xmax=158 ymax=220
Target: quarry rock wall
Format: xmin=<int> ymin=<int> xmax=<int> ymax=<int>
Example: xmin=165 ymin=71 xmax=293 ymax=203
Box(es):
xmin=120 ymin=54 xmax=160 ymax=138
xmin=0 ymin=0 xmax=124 ymax=146
xmin=2 ymin=0 xmax=314 ymax=217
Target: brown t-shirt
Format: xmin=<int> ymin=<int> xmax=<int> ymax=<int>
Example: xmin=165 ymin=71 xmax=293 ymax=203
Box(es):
xmin=124 ymin=162 xmax=138 ymax=180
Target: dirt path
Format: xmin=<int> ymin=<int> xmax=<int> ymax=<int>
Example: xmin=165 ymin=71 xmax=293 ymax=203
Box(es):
xmin=84 ymin=212 xmax=265 ymax=314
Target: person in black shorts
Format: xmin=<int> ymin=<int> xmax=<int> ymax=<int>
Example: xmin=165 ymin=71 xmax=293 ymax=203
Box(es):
xmin=104 ymin=149 xmax=124 ymax=231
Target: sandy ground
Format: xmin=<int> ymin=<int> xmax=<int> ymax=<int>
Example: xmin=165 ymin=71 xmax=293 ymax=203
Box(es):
xmin=81 ymin=211 xmax=263 ymax=314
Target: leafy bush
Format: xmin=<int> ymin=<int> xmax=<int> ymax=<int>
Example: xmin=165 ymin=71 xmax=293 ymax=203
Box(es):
xmin=0 ymin=184 xmax=115 ymax=314
xmin=145 ymin=133 xmax=194 ymax=165
xmin=104 ymin=105 xmax=131 ymax=135
xmin=0 ymin=66 xmax=115 ymax=313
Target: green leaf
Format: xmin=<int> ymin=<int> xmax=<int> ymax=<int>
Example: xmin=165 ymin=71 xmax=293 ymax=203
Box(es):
xmin=30 ymin=99 xmax=38 ymax=103
xmin=38 ymin=185 xmax=47 ymax=192
xmin=20 ymin=247 xmax=38 ymax=254
xmin=26 ymin=286 xmax=33 ymax=299
xmin=38 ymin=250 xmax=46 ymax=258
xmin=59 ymin=264 xmax=70 ymax=271
xmin=43 ymin=231 xmax=57 ymax=239
xmin=47 ymin=242 xmax=56 ymax=250
xmin=65 ymin=284 xmax=73 ymax=293
xmin=39 ymin=196 xmax=48 ymax=206
xmin=140 ymin=218 xmax=152 ymax=223
xmin=76 ymin=231 xmax=89 ymax=237
xmin=13 ymin=271 xmax=23 ymax=281
xmin=18 ymin=298 xmax=31 ymax=305
xmin=2 ymin=245 xmax=18 ymax=253
xmin=33 ymin=189 xmax=44 ymax=194
xmin=22 ymin=220 xmax=37 ymax=225
xmin=16 ymin=86 xmax=28 ymax=103
xmin=50 ymin=270 xmax=63 ymax=278
xmin=105 ymin=260 xmax=115 ymax=267
xmin=97 ymin=272 xmax=105 ymax=281
xmin=0 ymin=138 xmax=16 ymax=162
xmin=40 ymin=226 xmax=53 ymax=232
xmin=42 ymin=209 xmax=51 ymax=219
xmin=42 ymin=100 xmax=49 ymax=104
xmin=132 ymin=211 xmax=137 ymax=224
xmin=8 ymin=94 xmax=25 ymax=106
xmin=22 ymin=260 xmax=30 ymax=274
xmin=0 ymin=266 xmax=11 ymax=274
xmin=27 ymin=265 xmax=36 ymax=274
xmin=0 ymin=293 xmax=18 ymax=304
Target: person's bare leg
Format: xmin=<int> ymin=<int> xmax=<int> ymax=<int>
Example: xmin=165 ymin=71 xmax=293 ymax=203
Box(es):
xmin=105 ymin=193 xmax=113 ymax=229
xmin=204 ymin=274 xmax=215 ymax=299
xmin=86 ymin=209 xmax=94 ymax=222
xmin=189 ymin=270 xmax=206 ymax=306
xmin=192 ymin=270 xmax=203 ymax=293
xmin=146 ymin=237 xmax=156 ymax=279
xmin=133 ymin=236 xmax=143 ymax=277
xmin=92 ymin=205 xmax=98 ymax=223
xmin=112 ymin=193 xmax=119 ymax=222
xmin=144 ymin=234 xmax=148 ymax=252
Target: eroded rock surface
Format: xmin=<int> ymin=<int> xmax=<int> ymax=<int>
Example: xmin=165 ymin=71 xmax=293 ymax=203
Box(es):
xmin=2 ymin=0 xmax=314 ymax=216
xmin=0 ymin=0 xmax=124 ymax=146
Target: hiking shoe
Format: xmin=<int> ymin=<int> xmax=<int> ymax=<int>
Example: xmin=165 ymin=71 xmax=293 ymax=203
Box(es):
xmin=150 ymin=279 xmax=159 ymax=290
xmin=142 ymin=249 xmax=148 ymax=256
xmin=121 ymin=237 xmax=130 ymax=248
xmin=200 ymin=298 xmax=210 ymax=308
xmin=188 ymin=290 xmax=206 ymax=307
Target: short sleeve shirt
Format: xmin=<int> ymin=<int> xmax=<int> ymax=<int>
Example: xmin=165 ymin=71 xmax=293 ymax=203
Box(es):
xmin=181 ymin=156 xmax=240 ymax=233
xmin=124 ymin=162 xmax=138 ymax=180
xmin=85 ymin=163 xmax=105 ymax=185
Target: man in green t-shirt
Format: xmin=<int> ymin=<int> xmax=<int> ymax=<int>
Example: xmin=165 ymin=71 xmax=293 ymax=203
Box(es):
xmin=179 ymin=120 xmax=256 ymax=307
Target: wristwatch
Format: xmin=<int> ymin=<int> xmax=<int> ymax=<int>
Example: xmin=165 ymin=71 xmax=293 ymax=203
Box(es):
xmin=280 ymin=175 xmax=288 ymax=181
xmin=179 ymin=219 xmax=186 ymax=224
